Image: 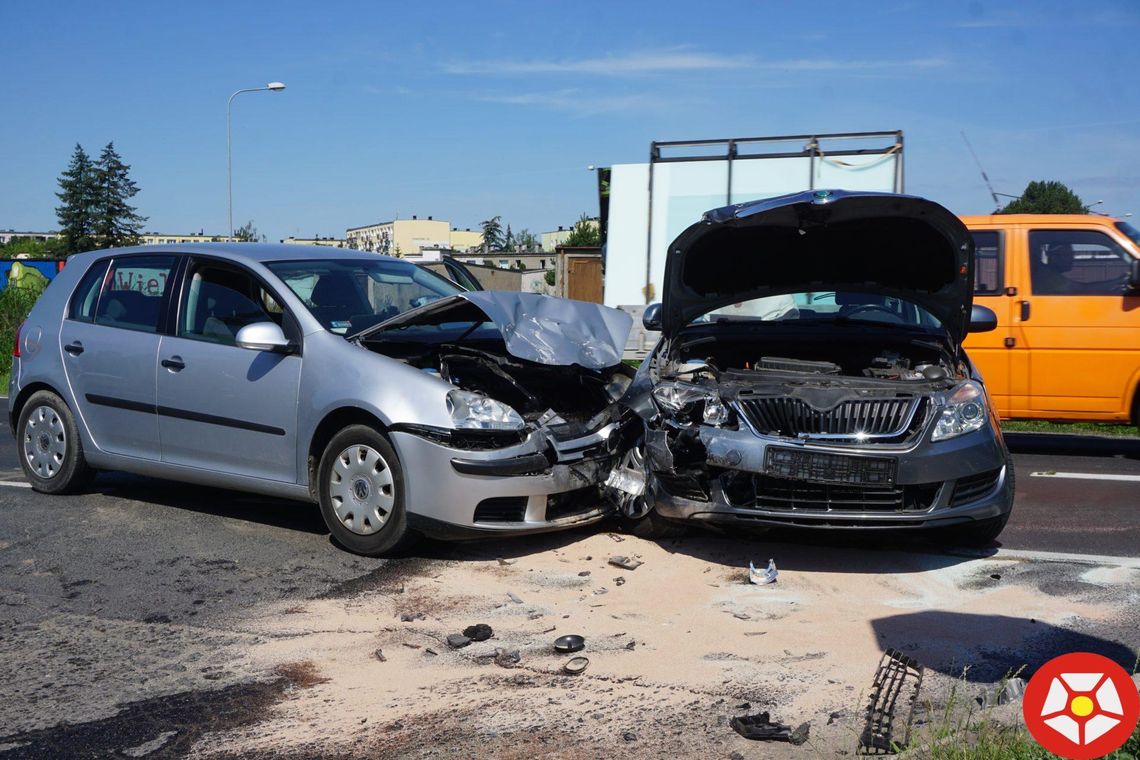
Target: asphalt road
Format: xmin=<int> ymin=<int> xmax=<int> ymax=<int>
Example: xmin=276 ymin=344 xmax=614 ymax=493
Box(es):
xmin=0 ymin=416 xmax=1136 ymax=757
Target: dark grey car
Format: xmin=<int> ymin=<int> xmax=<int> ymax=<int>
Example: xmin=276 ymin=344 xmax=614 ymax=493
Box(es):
xmin=9 ymin=245 xmax=634 ymax=556
xmin=610 ymin=190 xmax=1014 ymax=546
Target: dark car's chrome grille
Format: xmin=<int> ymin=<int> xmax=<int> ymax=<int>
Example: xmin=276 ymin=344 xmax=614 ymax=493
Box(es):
xmin=949 ymin=469 xmax=1002 ymax=506
xmin=729 ymin=475 xmax=938 ymax=513
xmin=736 ymin=396 xmax=923 ymax=441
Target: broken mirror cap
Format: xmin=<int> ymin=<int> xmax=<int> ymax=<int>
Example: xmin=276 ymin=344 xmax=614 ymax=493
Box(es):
xmin=358 ymin=291 xmax=633 ymax=370
xmin=663 ymin=190 xmax=974 ymax=345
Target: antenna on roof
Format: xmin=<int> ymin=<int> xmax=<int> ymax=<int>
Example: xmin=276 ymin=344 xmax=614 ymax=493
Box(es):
xmin=961 ymin=131 xmax=1001 ymax=212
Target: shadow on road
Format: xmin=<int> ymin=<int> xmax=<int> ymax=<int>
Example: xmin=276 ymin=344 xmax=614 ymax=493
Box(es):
xmin=413 ymin=521 xmax=992 ymax=576
xmin=91 ymin=473 xmax=329 ymax=535
xmin=870 ymin=611 xmax=1140 ymax=682
xmin=1005 ymin=432 xmax=1140 ymax=459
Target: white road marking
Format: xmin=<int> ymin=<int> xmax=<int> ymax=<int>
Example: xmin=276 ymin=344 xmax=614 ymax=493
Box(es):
xmin=0 ymin=480 xmax=31 ymax=488
xmin=1029 ymin=471 xmax=1140 ymax=483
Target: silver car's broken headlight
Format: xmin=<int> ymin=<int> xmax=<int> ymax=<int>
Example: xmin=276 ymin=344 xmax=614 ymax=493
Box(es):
xmin=651 ymin=382 xmax=732 ymax=427
xmin=931 ymin=381 xmax=988 ymax=441
xmin=446 ymin=390 xmax=525 ymax=431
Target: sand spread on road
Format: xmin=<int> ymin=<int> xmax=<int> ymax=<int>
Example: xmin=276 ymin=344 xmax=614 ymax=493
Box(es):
xmin=186 ymin=532 xmax=1132 ymax=758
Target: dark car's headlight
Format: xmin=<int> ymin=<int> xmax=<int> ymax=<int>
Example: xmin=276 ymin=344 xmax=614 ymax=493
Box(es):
xmin=931 ymin=381 xmax=988 ymax=441
xmin=651 ymin=382 xmax=733 ymax=427
xmin=446 ymin=390 xmax=525 ymax=431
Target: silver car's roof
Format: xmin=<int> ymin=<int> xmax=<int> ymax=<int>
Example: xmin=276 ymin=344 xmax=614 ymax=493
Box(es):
xmin=67 ymin=243 xmax=395 ymax=267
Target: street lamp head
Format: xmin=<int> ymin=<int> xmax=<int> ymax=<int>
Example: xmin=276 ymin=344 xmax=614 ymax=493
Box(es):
xmin=266 ymin=82 xmax=286 ymax=91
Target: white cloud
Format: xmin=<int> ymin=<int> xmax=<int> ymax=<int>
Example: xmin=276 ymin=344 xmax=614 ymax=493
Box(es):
xmin=445 ymin=51 xmax=948 ymax=77
xmin=477 ymin=88 xmax=669 ymax=116
xmin=761 ymin=57 xmax=948 ymax=71
xmin=444 ymin=51 xmax=751 ymax=76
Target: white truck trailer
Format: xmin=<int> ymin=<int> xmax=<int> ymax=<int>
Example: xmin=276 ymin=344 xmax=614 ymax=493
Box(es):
xmin=599 ymin=131 xmax=905 ymax=355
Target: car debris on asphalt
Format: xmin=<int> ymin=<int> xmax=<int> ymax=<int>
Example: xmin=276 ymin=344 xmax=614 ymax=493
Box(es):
xmin=445 ymin=634 xmax=471 ymax=649
xmin=608 ymin=556 xmax=643 ymax=571
xmin=563 ymin=656 xmax=589 ymax=675
xmin=730 ymin=712 xmax=810 ymax=745
xmin=554 ymin=634 xmax=585 ymax=653
xmin=749 ymin=558 xmax=778 ymax=585
xmin=860 ymin=648 xmax=925 ymax=754
xmin=462 ymin=623 xmax=493 ymax=642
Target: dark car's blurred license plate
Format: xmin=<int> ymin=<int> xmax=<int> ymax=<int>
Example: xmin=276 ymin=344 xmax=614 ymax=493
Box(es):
xmin=765 ymin=447 xmax=897 ymax=485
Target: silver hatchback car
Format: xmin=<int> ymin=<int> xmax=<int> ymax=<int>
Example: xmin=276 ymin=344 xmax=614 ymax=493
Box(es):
xmin=9 ymin=245 xmax=635 ymax=555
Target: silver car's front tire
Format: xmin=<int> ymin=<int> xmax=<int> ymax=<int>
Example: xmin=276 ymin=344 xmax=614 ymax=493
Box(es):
xmin=317 ymin=425 xmax=411 ymax=556
xmin=615 ymin=439 xmax=686 ymax=539
xmin=17 ymin=390 xmax=93 ymax=494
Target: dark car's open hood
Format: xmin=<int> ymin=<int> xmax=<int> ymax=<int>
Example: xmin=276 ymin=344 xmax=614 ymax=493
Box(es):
xmin=661 ymin=190 xmax=975 ymax=344
xmin=355 ymin=291 xmax=633 ymax=370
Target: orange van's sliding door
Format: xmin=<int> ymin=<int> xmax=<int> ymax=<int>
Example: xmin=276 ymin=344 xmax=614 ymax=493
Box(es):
xmin=1019 ymin=226 xmax=1140 ymax=421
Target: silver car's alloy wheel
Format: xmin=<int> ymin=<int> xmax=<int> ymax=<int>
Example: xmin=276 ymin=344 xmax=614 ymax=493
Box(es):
xmin=616 ymin=444 xmax=651 ymax=520
xmin=23 ymin=405 xmax=67 ymax=480
xmin=328 ymin=444 xmax=395 ymax=535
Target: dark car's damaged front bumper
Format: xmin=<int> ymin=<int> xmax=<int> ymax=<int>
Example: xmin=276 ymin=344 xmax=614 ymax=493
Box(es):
xmin=644 ymin=422 xmax=1013 ymax=531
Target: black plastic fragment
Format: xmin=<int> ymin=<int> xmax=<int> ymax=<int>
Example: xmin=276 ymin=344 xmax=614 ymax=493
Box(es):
xmin=730 ymin=712 xmax=809 ymax=745
xmin=463 ymin=623 xmax=493 ymax=642
xmin=859 ymin=648 xmax=924 ymax=754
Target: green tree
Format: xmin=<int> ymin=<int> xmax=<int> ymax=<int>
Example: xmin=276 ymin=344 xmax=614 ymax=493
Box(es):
xmin=563 ymin=213 xmax=601 ymax=247
xmin=544 ymin=269 xmax=556 ymax=286
xmin=92 ymin=142 xmax=147 ymax=248
xmin=233 ymin=220 xmax=265 ymax=242
xmin=0 ymin=236 xmax=67 ymax=259
xmin=55 ymin=144 xmax=98 ymax=254
xmin=503 ymin=224 xmax=515 ymax=252
xmin=480 ymin=215 xmax=503 ymax=252
xmin=998 ymin=180 xmax=1087 ymax=214
xmin=515 ymin=228 xmax=538 ymax=252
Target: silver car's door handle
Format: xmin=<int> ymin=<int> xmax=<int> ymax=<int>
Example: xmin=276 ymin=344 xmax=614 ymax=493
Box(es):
xmin=160 ymin=356 xmax=185 ymax=371
xmin=64 ymin=341 xmax=84 ymax=356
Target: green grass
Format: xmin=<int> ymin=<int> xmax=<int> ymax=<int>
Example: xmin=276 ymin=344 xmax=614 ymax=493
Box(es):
xmin=1001 ymin=420 xmax=1139 ymax=437
xmin=917 ymin=715 xmax=1139 ymax=759
xmin=905 ymin=667 xmax=1140 ymax=759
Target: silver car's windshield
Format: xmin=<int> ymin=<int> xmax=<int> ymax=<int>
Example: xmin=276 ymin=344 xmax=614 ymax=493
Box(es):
xmin=267 ymin=258 xmax=463 ymax=334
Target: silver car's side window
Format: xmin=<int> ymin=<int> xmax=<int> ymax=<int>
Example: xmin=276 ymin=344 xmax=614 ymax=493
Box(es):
xmin=93 ymin=256 xmax=176 ymax=333
xmin=68 ymin=259 xmax=111 ymax=322
xmin=179 ymin=263 xmax=283 ymax=346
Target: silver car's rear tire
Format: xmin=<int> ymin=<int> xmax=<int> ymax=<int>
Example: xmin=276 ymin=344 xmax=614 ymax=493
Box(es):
xmin=17 ymin=390 xmax=93 ymax=494
xmin=317 ymin=425 xmax=412 ymax=557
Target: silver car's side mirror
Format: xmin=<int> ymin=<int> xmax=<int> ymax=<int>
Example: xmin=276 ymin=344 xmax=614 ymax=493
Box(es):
xmin=235 ymin=322 xmax=293 ymax=352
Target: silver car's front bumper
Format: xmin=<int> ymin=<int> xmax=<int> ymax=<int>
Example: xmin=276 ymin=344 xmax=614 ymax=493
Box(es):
xmin=647 ymin=423 xmax=1013 ymax=530
xmin=391 ymin=422 xmax=624 ymax=539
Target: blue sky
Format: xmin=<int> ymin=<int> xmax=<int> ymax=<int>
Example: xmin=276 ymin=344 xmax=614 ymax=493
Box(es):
xmin=3 ymin=0 xmax=1139 ymax=242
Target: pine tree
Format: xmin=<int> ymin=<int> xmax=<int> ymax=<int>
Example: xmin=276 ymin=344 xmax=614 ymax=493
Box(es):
xmin=503 ymin=223 xmax=515 ymax=252
xmin=92 ymin=142 xmax=147 ymax=248
xmin=55 ymin=144 xmax=97 ymax=255
xmin=480 ymin=216 xmax=503 ymax=252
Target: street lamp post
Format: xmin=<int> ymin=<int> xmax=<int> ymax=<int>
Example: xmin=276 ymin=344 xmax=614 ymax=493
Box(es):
xmin=227 ymin=82 xmax=286 ymax=240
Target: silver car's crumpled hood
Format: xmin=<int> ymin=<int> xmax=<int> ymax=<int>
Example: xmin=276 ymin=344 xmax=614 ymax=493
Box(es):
xmin=355 ymin=291 xmax=633 ymax=370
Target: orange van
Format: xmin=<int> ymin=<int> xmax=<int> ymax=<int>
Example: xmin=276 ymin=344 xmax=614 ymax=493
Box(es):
xmin=961 ymin=214 xmax=1140 ymax=424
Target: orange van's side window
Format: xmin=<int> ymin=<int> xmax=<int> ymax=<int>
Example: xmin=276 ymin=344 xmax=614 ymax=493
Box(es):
xmin=1028 ymin=230 xmax=1133 ymax=296
xmin=971 ymin=231 xmax=1002 ymax=295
